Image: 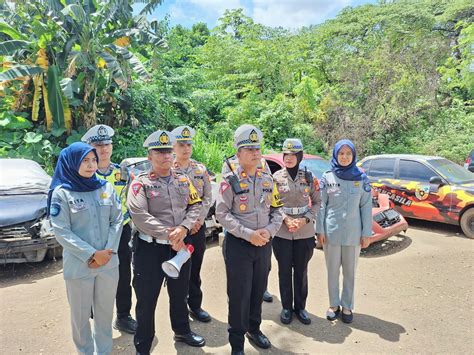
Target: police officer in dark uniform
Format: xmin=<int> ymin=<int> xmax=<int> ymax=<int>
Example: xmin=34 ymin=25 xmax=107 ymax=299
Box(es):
xmin=81 ymin=124 xmax=137 ymax=334
xmin=127 ymin=130 xmax=206 ymax=354
xmin=216 ymin=124 xmax=283 ymax=354
xmin=221 ymin=135 xmax=274 ymax=304
xmin=171 ymin=125 xmax=213 ymax=322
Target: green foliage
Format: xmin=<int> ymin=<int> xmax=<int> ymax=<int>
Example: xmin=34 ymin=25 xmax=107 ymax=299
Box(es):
xmin=1 ymin=0 xmax=473 ymax=168
xmin=0 ymin=113 xmax=62 ymax=174
xmin=191 ymin=129 xmax=235 ymax=173
xmin=112 ymin=125 xmax=155 ymax=163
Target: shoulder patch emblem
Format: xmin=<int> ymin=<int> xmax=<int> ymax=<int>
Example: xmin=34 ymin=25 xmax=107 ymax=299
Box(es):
xmin=220 ymin=181 xmax=230 ymax=194
xmin=131 ymin=182 xmax=142 ymax=196
xmin=363 ymin=181 xmax=372 ymax=192
xmin=50 ymin=203 xmax=61 ymax=217
xmin=313 ymin=178 xmax=320 ymax=191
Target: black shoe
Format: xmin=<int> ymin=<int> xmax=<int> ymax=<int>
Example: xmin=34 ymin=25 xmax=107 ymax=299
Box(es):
xmin=174 ymin=331 xmax=206 ymax=347
xmin=295 ymin=309 xmax=311 ymax=325
xmin=231 ymin=351 xmax=245 ymax=355
xmin=189 ymin=308 xmax=211 ymax=323
xmin=113 ymin=315 xmax=137 ymax=334
xmin=262 ymin=290 xmax=273 ymax=303
xmin=246 ymin=331 xmax=271 ymax=349
xmin=341 ymin=310 xmax=353 ymax=324
xmin=326 ymin=306 xmax=341 ymax=321
xmin=280 ymin=308 xmax=293 ymax=324
xmin=136 ymin=352 xmax=149 ymax=355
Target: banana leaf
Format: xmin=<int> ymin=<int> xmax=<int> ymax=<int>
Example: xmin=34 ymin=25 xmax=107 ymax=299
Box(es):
xmin=0 ymin=40 xmax=30 ymax=56
xmin=46 ymin=65 xmax=65 ymax=129
xmin=0 ymin=65 xmax=43 ymax=82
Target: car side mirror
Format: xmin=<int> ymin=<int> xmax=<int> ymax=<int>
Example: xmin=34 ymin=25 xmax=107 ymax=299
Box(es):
xmin=429 ymin=176 xmax=444 ymax=186
xmin=120 ymin=164 xmax=129 ymax=182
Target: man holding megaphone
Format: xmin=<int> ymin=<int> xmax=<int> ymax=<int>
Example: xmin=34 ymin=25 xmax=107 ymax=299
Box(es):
xmin=127 ymin=130 xmax=206 ymax=354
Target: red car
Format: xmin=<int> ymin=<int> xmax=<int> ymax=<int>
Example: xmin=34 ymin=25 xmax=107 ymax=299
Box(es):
xmin=263 ymin=153 xmax=408 ymax=245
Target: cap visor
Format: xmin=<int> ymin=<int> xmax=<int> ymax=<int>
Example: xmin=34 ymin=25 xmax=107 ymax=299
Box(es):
xmin=282 ymin=149 xmax=301 ymax=154
xmin=238 ymin=144 xmax=261 ymax=149
xmin=91 ymin=139 xmax=112 ymax=145
xmin=148 ymin=145 xmax=173 ymax=150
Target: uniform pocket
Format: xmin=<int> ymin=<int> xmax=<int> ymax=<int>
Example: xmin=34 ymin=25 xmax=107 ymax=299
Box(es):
xmin=177 ymin=185 xmax=189 ymax=195
xmin=350 ymin=187 xmax=360 ymax=194
xmin=97 ymin=199 xmax=112 ymax=221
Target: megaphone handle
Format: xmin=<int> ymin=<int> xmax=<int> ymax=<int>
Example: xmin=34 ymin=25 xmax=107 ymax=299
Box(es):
xmin=185 ymin=244 xmax=194 ymax=255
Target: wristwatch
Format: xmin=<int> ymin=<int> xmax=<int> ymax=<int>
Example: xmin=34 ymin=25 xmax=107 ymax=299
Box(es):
xmin=87 ymin=252 xmax=96 ymax=265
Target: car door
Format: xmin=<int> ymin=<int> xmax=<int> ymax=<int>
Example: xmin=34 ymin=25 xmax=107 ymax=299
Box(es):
xmin=396 ymin=159 xmax=451 ymax=222
xmin=364 ymin=157 xmax=396 ymax=192
xmin=364 ymin=157 xmax=417 ymax=210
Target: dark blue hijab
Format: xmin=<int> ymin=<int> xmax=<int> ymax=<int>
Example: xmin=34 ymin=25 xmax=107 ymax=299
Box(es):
xmin=47 ymin=142 xmax=106 ymax=211
xmin=330 ymin=139 xmax=365 ymax=181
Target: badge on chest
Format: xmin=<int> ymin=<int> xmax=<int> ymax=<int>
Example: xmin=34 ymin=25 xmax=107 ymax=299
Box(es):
xmin=69 ymin=198 xmax=87 ymax=212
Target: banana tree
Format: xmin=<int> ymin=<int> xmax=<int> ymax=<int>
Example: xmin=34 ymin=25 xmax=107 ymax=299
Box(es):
xmin=0 ymin=0 xmax=164 ymax=131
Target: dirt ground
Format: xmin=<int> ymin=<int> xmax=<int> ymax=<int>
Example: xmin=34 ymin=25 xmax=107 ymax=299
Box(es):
xmin=1 ymin=219 xmax=473 ymax=354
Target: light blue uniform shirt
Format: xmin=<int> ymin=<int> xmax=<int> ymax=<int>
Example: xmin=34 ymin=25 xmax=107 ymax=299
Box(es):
xmin=316 ymin=171 xmax=372 ymax=246
xmin=50 ymin=182 xmax=123 ymax=279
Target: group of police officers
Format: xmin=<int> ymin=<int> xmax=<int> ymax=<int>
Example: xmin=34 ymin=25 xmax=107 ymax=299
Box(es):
xmin=80 ymin=123 xmax=317 ymax=355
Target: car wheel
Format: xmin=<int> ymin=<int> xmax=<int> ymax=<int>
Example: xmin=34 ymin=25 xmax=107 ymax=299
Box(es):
xmin=460 ymin=208 xmax=474 ymax=239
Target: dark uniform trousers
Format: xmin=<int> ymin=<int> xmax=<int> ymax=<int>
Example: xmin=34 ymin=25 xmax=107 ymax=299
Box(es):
xmin=224 ymin=232 xmax=272 ymax=351
xmin=116 ymin=223 xmax=132 ymax=317
xmin=185 ymin=224 xmax=206 ymax=311
xmin=272 ymin=236 xmax=315 ymax=311
xmin=133 ymin=237 xmax=191 ymax=354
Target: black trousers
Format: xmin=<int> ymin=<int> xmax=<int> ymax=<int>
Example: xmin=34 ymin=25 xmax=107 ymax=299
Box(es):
xmin=272 ymin=237 xmax=315 ymax=311
xmin=133 ymin=238 xmax=191 ymax=354
xmin=185 ymin=224 xmax=206 ymax=311
xmin=223 ymin=233 xmax=271 ymax=352
xmin=116 ymin=223 xmax=132 ymax=318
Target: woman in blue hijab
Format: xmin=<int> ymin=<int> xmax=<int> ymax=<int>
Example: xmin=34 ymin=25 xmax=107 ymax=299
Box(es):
xmin=316 ymin=139 xmax=372 ymax=324
xmin=49 ymin=142 xmax=123 ymax=354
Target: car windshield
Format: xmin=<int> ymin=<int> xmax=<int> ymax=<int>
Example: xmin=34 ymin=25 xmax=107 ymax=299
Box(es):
xmin=300 ymin=159 xmax=331 ymax=179
xmin=428 ymin=158 xmax=474 ymax=184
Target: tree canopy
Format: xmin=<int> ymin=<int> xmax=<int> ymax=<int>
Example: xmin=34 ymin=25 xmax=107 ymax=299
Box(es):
xmin=1 ymin=0 xmax=472 ymax=172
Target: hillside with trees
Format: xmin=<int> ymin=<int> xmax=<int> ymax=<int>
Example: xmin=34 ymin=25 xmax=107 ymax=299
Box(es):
xmin=1 ymin=0 xmax=472 ymax=172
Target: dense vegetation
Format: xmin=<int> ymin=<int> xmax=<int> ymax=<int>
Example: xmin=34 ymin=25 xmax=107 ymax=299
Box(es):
xmin=0 ymin=0 xmax=472 ymax=173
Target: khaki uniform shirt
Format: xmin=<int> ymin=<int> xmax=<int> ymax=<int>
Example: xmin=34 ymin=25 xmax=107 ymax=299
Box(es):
xmin=274 ymin=168 xmax=321 ymax=240
xmin=216 ymin=167 xmax=284 ymax=242
xmin=127 ymin=170 xmax=202 ymax=243
xmin=173 ymin=159 xmax=212 ymax=222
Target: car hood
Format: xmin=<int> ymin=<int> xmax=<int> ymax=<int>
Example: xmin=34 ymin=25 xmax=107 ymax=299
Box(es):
xmin=0 ymin=194 xmax=48 ymax=227
xmin=0 ymin=159 xmax=51 ymax=194
xmin=452 ymin=182 xmax=474 ymax=194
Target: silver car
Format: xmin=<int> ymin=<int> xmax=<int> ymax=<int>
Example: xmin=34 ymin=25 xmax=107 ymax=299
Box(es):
xmin=0 ymin=159 xmax=60 ymax=264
